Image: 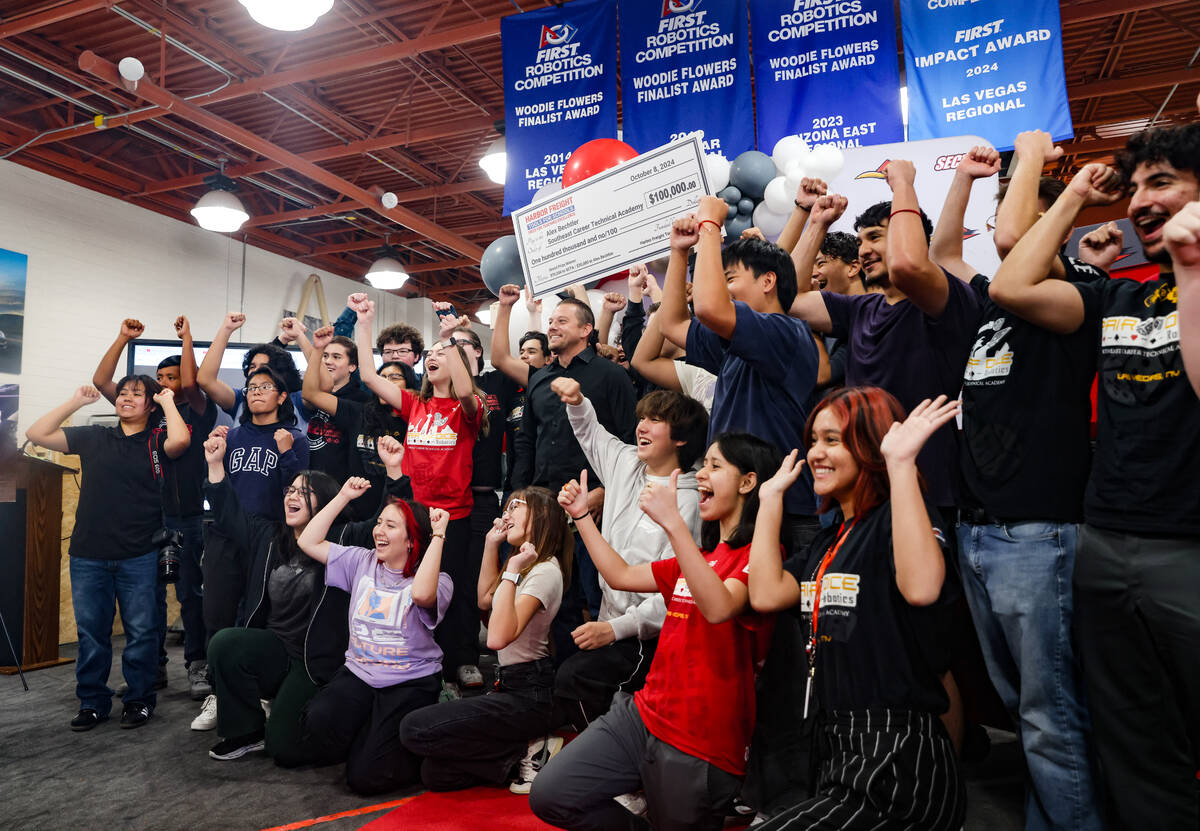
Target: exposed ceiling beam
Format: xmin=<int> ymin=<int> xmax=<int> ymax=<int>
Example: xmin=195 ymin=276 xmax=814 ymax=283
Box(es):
xmin=242 ymin=177 xmax=500 ymax=227
xmin=1069 ymin=66 xmax=1200 ymax=100
xmin=0 ymin=0 xmax=112 ymax=40
xmin=1060 ymin=0 xmax=1190 ymax=25
xmin=80 ymin=49 xmax=485 ymax=261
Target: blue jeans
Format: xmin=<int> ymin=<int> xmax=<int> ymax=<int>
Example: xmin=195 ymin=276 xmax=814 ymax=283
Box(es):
xmin=155 ymin=515 xmax=206 ymax=666
xmin=70 ymin=550 xmax=159 ymax=714
xmin=957 ymin=521 xmax=1101 ymax=831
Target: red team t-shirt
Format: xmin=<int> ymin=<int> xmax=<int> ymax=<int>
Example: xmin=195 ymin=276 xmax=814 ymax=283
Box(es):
xmin=635 ymin=542 xmax=775 ymax=775
xmin=398 ymin=389 xmax=484 ymax=520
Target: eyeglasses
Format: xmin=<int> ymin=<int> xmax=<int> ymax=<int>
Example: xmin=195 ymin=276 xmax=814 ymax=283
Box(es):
xmin=382 ymin=347 xmax=414 ymax=358
xmin=283 ymin=486 xmax=310 ymax=498
xmin=449 ymin=337 xmax=479 ymax=350
xmin=244 ymin=384 xmax=278 ymax=394
xmin=381 ymin=372 xmax=406 ymax=382
xmin=503 ymin=498 xmax=526 ymax=516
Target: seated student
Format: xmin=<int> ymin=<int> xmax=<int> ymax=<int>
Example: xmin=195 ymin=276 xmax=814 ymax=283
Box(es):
xmin=531 ymin=434 xmax=779 ymax=831
xmin=747 ymin=389 xmax=966 ymax=831
xmin=197 ymin=312 xmax=309 ymax=430
xmin=547 ymin=377 xmax=707 ymax=737
xmin=201 ymin=432 xmax=413 ymax=764
xmin=297 ymin=476 xmax=452 ymax=796
xmin=302 ymin=328 xmax=371 ymax=483
xmin=657 ymin=200 xmax=820 ymax=548
xmin=25 ymin=379 xmax=188 ymax=731
xmin=399 ymin=488 xmax=572 ymax=792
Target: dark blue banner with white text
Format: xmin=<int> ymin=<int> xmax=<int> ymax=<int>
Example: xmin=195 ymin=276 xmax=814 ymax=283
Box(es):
xmin=502 ymin=0 xmax=618 ymax=214
xmin=618 ymin=0 xmax=754 ymax=158
xmin=899 ymin=0 xmax=1073 ymax=151
xmin=750 ymin=0 xmax=904 ymax=152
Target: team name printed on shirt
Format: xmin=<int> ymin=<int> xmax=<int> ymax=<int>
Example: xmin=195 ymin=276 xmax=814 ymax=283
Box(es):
xmin=349 ymin=576 xmax=416 ymax=667
xmin=798 ymin=573 xmax=862 ymax=614
xmin=964 ymin=317 xmax=1014 ymax=384
xmin=1102 ymin=311 xmax=1179 ymax=356
xmin=407 ymin=411 xmax=459 ymax=449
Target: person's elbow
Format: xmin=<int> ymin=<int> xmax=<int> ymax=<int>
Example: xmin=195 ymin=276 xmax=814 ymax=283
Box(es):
xmin=748 ymin=583 xmax=790 ymax=614
xmin=987 ymin=270 xmax=1022 ymax=310
xmin=698 ymin=602 xmax=737 ymax=625
xmin=411 ymin=587 xmax=437 ymax=609
xmin=486 ymin=628 xmax=513 ymax=651
xmin=693 ymin=303 xmax=735 ymax=339
xmin=897 ymin=575 xmax=943 ymax=607
xmin=992 ymin=229 xmax=1019 ymax=259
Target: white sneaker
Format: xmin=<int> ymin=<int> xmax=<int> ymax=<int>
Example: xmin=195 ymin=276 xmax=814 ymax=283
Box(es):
xmin=510 ymin=735 xmax=564 ymax=794
xmin=191 ymin=694 xmax=217 ymax=731
xmin=457 ymin=664 xmax=484 ymax=688
xmin=613 ymin=792 xmax=648 ymax=816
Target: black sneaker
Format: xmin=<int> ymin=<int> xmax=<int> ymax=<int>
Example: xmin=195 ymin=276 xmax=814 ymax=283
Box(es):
xmin=119 ymin=701 xmax=153 ymax=729
xmin=209 ymin=731 xmax=265 ymax=761
xmin=70 ymin=708 xmax=108 ymax=732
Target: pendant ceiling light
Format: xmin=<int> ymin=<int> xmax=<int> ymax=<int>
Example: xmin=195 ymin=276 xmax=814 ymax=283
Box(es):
xmin=365 ymin=242 xmax=410 ymax=291
xmin=478 ymin=137 xmax=506 ymax=185
xmin=238 ymin=0 xmax=335 ymax=32
xmin=190 ymin=159 xmax=249 ymax=233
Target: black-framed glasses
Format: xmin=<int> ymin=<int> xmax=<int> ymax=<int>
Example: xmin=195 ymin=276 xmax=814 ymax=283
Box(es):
xmin=244 ymin=383 xmax=277 ymax=394
xmin=382 ymin=346 xmax=415 ymax=357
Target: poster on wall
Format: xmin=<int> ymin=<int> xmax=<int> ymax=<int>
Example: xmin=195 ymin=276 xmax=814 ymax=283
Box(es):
xmin=899 ymin=0 xmax=1074 ymax=151
xmin=501 ymin=0 xmax=618 ymax=215
xmin=0 ymin=247 xmax=27 ymax=456
xmin=618 ymin=0 xmax=754 ymax=157
xmin=749 ymin=0 xmax=904 ymax=152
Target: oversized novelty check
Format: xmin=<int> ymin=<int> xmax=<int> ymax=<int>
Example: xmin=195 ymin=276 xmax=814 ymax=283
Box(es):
xmin=511 ymin=133 xmax=712 ymax=298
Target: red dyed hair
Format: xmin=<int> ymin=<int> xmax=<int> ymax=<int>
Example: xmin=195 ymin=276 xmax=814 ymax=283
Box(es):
xmin=804 ymin=386 xmax=920 ymax=519
xmin=384 ymin=498 xmax=428 ymax=578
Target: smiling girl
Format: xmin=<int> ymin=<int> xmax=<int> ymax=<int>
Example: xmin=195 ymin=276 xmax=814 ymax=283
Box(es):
xmin=530 ymin=433 xmax=779 ymax=831
xmin=746 ymin=388 xmax=965 ymax=831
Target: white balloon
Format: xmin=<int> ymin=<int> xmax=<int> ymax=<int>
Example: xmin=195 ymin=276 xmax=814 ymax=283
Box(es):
xmin=771 ymin=135 xmax=809 ymax=174
xmin=784 ymin=159 xmax=807 ymax=199
xmin=531 ymin=180 xmax=562 ymax=203
xmin=752 ymin=202 xmax=790 ymax=239
xmin=705 ymin=153 xmax=731 ymax=192
xmin=807 ymin=145 xmax=845 ymax=182
xmin=763 ymin=176 xmax=793 ymax=215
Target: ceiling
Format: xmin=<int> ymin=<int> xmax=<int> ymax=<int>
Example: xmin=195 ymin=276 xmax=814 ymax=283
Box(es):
xmin=0 ymin=0 xmax=1197 ymax=313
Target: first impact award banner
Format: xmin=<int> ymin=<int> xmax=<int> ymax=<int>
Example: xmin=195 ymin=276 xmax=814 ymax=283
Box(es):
xmin=750 ymin=0 xmax=904 ymax=152
xmin=900 ymin=0 xmax=1073 ymax=151
xmin=618 ymin=0 xmax=754 ymax=157
xmin=502 ymin=0 xmax=618 ymax=215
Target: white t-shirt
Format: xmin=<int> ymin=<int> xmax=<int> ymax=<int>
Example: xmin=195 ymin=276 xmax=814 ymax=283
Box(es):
xmin=674 ymin=360 xmax=717 ymax=412
xmin=498 ymin=558 xmax=563 ymax=666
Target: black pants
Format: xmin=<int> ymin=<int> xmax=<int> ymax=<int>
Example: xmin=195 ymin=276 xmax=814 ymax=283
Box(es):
xmin=552 ymin=636 xmax=656 ymax=731
xmin=433 ymin=516 xmax=477 ymax=677
xmin=202 ymin=525 xmax=246 ymax=646
xmin=550 ymin=531 xmax=590 ymax=669
xmin=1074 ymin=524 xmax=1200 ymax=831
xmin=303 ymin=666 xmax=441 ymax=795
xmin=399 ymin=658 xmax=555 ymax=790
xmin=530 ymin=691 xmax=741 ymax=831
xmin=755 ymin=710 xmax=965 ymax=831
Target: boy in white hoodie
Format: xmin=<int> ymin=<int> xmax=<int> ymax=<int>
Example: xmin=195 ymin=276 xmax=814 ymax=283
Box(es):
xmin=548 ymin=378 xmax=709 ymax=730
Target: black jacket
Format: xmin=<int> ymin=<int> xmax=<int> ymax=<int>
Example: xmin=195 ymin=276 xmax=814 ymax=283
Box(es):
xmin=205 ymin=472 xmax=414 ymax=685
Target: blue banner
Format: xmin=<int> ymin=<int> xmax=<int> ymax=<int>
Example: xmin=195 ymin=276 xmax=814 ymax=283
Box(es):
xmin=618 ymin=0 xmax=753 ymax=158
xmin=750 ymin=0 xmax=904 ymax=152
xmin=502 ymin=0 xmax=618 ymax=215
xmin=899 ymin=0 xmax=1073 ymax=151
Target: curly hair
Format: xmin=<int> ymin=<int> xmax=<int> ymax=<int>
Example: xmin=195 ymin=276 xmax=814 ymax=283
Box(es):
xmin=819 ymin=231 xmax=860 ymax=265
xmin=1115 ymin=124 xmax=1200 ymax=189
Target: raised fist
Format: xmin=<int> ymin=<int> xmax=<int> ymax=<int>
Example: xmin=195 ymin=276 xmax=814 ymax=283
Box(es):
xmin=120 ymin=318 xmax=145 ymax=340
xmin=671 ymin=213 xmax=700 ymax=252
xmin=550 ymin=377 xmax=584 ymax=406
xmin=498 ymin=284 xmax=522 ymax=307
xmin=222 ymin=312 xmax=246 ymax=333
xmin=311 ymin=325 xmax=334 ymax=352
xmin=795 ymin=177 xmax=827 ymax=211
xmin=603 ymin=292 xmax=627 ymax=313
xmin=174 ymin=316 xmax=191 ymax=340
xmin=274 ymin=429 xmax=294 ymax=454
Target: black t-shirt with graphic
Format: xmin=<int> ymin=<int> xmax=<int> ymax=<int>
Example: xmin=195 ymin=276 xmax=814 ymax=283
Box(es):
xmin=473 ymin=369 xmax=520 ymax=491
xmin=305 ymin=383 xmax=371 ymax=483
xmin=266 ymin=549 xmax=322 ymax=659
xmin=1075 ymin=271 xmax=1200 ymax=536
xmin=958 ymin=259 xmax=1100 ymax=521
xmin=330 ymin=396 xmax=407 ymax=521
xmin=782 ymin=501 xmax=958 ymax=715
xmin=159 ymin=398 xmax=218 ymax=518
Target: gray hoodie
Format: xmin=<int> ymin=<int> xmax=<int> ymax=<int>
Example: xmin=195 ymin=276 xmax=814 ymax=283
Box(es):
xmin=567 ymin=397 xmax=702 ymax=641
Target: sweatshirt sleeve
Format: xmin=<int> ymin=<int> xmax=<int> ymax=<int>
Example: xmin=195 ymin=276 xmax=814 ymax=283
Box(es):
xmin=566 ymin=396 xmax=634 ymax=492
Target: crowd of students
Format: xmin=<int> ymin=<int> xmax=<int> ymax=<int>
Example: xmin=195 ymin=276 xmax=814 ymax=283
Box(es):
xmin=25 ymin=117 xmax=1200 ymax=831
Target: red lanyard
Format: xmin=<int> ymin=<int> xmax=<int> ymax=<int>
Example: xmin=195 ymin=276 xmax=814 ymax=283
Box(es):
xmin=803 ymin=519 xmax=855 ymax=718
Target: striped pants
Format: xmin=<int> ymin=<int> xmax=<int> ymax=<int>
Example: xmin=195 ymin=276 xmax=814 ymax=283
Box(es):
xmin=757 ymin=710 xmax=965 ymax=831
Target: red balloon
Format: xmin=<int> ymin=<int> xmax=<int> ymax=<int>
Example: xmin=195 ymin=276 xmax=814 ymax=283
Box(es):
xmin=562 ymin=139 xmax=638 ymax=187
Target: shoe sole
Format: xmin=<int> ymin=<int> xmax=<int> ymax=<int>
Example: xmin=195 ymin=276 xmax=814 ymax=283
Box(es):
xmin=209 ymin=740 xmax=265 ymax=761
xmin=120 ymin=716 xmax=151 ymax=729
xmin=509 ymin=781 xmax=533 ymax=795
xmin=191 ymin=720 xmax=217 ymax=731
xmin=70 ymin=718 xmax=108 ymax=732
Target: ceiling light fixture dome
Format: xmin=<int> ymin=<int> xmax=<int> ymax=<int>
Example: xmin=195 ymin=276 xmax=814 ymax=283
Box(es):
xmin=238 ymin=0 xmax=335 ymax=32
xmin=478 ymin=137 xmax=506 ymax=185
xmin=365 ymin=241 xmax=410 ymax=291
xmin=190 ymin=159 xmax=249 ymax=233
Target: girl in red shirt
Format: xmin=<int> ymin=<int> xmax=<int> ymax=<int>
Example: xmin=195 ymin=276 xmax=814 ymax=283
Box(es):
xmin=532 ymin=432 xmax=779 ymax=831
xmin=351 ymin=293 xmax=487 ymax=693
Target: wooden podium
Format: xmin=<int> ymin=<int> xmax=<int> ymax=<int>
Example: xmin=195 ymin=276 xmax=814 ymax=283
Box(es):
xmin=0 ymin=453 xmax=76 ymax=673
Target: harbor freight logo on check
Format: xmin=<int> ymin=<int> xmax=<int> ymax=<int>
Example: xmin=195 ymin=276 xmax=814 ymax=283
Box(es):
xmin=524 ymin=198 xmax=576 ymax=232
xmin=539 ymin=23 xmax=578 ymax=48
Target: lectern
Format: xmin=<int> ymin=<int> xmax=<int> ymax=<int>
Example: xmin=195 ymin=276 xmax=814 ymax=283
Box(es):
xmin=0 ymin=453 xmax=76 ymax=673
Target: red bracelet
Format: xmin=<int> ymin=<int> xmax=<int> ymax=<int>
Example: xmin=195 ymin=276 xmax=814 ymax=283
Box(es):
xmin=698 ymin=219 xmax=723 ymax=233
xmin=889 ymin=208 xmax=922 ymax=220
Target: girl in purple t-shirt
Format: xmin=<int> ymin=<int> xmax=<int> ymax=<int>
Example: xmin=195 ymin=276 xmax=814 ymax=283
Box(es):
xmin=297 ymin=476 xmax=452 ymax=795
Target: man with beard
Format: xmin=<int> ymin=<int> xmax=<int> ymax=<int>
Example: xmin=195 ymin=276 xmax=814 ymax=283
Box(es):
xmin=990 ymin=124 xmax=1200 ymax=830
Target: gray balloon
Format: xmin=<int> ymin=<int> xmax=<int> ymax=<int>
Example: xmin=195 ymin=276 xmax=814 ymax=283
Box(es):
xmin=729 ymin=150 xmax=775 ymax=200
xmin=737 ymin=198 xmax=755 ymax=216
xmin=725 ymin=212 xmax=754 ymax=238
xmin=718 ymin=186 xmax=742 ymax=205
xmin=480 ymin=235 xmax=526 ymax=296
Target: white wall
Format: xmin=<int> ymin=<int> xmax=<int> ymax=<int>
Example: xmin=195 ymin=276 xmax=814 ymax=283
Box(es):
xmin=0 ymin=159 xmax=450 ymax=437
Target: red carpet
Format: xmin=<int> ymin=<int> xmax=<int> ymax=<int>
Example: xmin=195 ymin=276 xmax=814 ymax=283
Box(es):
xmin=360 ymin=787 xmax=555 ymax=830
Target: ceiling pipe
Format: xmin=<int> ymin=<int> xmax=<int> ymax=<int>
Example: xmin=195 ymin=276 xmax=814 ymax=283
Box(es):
xmin=79 ymin=50 xmax=484 ymax=261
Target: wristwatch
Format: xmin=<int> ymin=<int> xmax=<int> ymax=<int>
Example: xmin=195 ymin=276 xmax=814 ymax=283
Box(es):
xmin=502 ymin=571 xmax=522 ymax=585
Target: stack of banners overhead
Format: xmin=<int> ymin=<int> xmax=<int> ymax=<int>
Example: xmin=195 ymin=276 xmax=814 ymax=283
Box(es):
xmin=617 ymin=0 xmax=753 ymax=158
xmin=501 ymin=0 xmax=618 ymax=215
xmin=748 ymin=0 xmax=904 ymax=152
xmin=900 ymin=0 xmax=1074 ymax=151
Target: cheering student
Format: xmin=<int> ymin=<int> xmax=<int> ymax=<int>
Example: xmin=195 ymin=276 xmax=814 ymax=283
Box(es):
xmin=350 ymin=292 xmax=487 ymax=698
xmin=196 ymin=312 xmax=308 ymax=427
xmin=399 ymin=488 xmax=572 ymax=792
xmin=296 ymin=475 xmax=452 ymax=796
xmin=26 ymin=380 xmax=189 ymax=731
xmin=300 ymin=326 xmax=371 ymax=484
xmin=200 ymin=432 xmax=413 ymax=765
xmin=746 ymin=388 xmax=965 ymax=831
xmin=530 ymin=434 xmax=779 ymax=831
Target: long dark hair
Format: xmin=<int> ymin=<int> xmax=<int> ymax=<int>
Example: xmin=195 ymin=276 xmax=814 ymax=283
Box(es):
xmin=700 ymin=432 xmax=785 ymax=552
xmin=243 ymin=343 xmax=303 ymax=393
xmin=362 ymin=361 xmax=416 ymax=439
xmin=238 ymin=366 xmax=297 ymax=427
xmin=489 ymin=486 xmax=573 ymax=593
xmin=276 ymin=469 xmax=340 ymax=560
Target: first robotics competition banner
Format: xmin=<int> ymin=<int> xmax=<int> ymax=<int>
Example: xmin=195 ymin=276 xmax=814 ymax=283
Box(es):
xmin=823 ymin=136 xmax=1002 ymax=277
xmin=749 ymin=0 xmax=904 ymax=152
xmin=618 ymin=0 xmax=754 ymax=157
xmin=501 ymin=0 xmax=618 ymax=215
xmin=899 ymin=0 xmax=1074 ymax=152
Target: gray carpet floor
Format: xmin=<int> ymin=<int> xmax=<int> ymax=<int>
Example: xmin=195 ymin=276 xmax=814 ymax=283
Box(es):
xmin=0 ymin=638 xmax=1025 ymax=831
